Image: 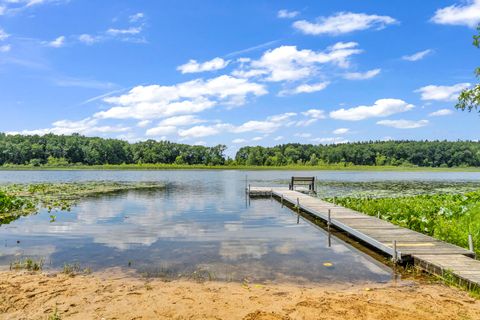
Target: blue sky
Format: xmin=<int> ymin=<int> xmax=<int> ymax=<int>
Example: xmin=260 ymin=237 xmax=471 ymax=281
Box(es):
xmin=0 ymin=0 xmax=479 ymax=155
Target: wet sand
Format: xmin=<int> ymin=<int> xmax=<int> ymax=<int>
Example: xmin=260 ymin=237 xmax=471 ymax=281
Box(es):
xmin=1 ymin=270 xmax=479 ymax=320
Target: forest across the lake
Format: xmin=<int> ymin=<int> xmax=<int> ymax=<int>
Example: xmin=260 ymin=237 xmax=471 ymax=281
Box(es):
xmin=2 ymin=133 xmax=480 ymax=168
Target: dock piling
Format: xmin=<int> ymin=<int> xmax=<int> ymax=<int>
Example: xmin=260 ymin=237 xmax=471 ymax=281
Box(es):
xmin=392 ymin=240 xmax=398 ymax=264
xmin=296 ymin=197 xmax=300 ymax=214
xmin=469 ymin=234 xmax=474 ymax=253
xmin=327 ymin=209 xmax=331 ymax=231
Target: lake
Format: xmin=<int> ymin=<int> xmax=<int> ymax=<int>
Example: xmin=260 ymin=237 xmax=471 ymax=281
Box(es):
xmin=2 ymin=170 xmax=480 ymax=283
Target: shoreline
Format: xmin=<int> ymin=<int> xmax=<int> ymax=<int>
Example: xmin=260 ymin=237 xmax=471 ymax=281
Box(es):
xmin=1 ymin=270 xmax=479 ymax=319
xmin=2 ymin=165 xmax=480 ymax=172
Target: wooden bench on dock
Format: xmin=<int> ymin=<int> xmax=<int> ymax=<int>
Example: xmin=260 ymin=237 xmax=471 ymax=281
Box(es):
xmin=289 ymin=176 xmax=315 ymax=193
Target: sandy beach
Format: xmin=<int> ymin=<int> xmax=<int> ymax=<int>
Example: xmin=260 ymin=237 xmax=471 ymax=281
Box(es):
xmin=1 ymin=270 xmax=479 ymax=320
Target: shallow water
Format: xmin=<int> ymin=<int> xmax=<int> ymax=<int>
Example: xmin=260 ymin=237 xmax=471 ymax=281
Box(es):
xmin=1 ymin=170 xmax=480 ymax=283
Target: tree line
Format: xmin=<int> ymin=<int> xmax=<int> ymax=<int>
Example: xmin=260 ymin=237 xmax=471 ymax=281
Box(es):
xmin=235 ymin=141 xmax=480 ymax=167
xmin=1 ymin=133 xmax=480 ymax=168
xmin=0 ymin=133 xmax=226 ymax=166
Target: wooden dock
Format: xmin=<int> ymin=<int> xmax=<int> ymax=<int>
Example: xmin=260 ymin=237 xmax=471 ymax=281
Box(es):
xmin=249 ymin=186 xmax=480 ymax=288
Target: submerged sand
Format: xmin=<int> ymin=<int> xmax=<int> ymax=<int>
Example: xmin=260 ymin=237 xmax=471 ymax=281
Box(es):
xmin=1 ymin=270 xmax=480 ymax=320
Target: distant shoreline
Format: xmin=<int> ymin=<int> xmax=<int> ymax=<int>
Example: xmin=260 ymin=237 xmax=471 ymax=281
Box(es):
xmin=2 ymin=164 xmax=480 ymax=172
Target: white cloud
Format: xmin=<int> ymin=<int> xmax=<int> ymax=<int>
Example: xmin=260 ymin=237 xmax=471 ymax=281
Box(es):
xmin=0 ymin=28 xmax=9 ymax=41
xmin=178 ymin=125 xmax=221 ymax=138
xmin=233 ymin=120 xmax=280 ymax=133
xmin=267 ymin=112 xmax=297 ymax=123
xmin=233 ymin=112 xmax=296 ymax=134
xmin=301 ymin=109 xmax=326 ymax=119
xmin=107 ymin=27 xmax=142 ymax=36
xmin=293 ymin=12 xmax=397 ymax=36
xmin=294 ymin=133 xmax=312 ymax=138
xmin=330 ymin=99 xmax=414 ymax=121
xmin=232 ymin=138 xmax=247 ymax=144
xmin=26 ymin=0 xmax=51 ymax=7
xmin=158 ymin=115 xmax=204 ymax=127
xmin=145 ymin=125 xmax=177 ymax=136
xmin=129 ymin=12 xmax=145 ymax=22
xmin=95 ymin=75 xmax=267 ymax=120
xmin=173 ymin=112 xmax=299 ymax=140
xmin=279 ymin=81 xmax=330 ymax=95
xmin=274 ymin=136 xmax=284 ymax=141
xmin=402 ymin=49 xmax=433 ymax=62
xmin=234 ymin=43 xmax=363 ymax=82
xmin=47 ymin=35 xmax=65 ymax=48
xmin=294 ymin=118 xmax=317 ymax=127
xmin=332 ymin=128 xmax=350 ymax=135
xmin=429 ymin=108 xmax=454 ymax=117
xmin=343 ymin=68 xmax=381 ymax=80
xmin=78 ymin=34 xmax=100 ymax=45
xmin=376 ymin=119 xmax=429 ymax=129
xmin=225 ymin=40 xmax=280 ymax=58
xmin=177 ymin=57 xmax=229 ymax=74
xmin=432 ymin=0 xmax=480 ymax=27
xmin=252 ymin=136 xmax=263 ymax=141
xmin=0 ymin=44 xmax=11 ymax=52
xmin=278 ymin=9 xmax=299 ymax=19
xmin=52 ymin=76 xmax=115 ymax=89
xmin=0 ymin=0 xmax=66 ymax=14
xmin=311 ymin=137 xmax=348 ymax=144
xmin=416 ymin=83 xmax=471 ymax=101
xmin=8 ymin=118 xmax=130 ymax=136
xmin=137 ymin=120 xmax=151 ymax=128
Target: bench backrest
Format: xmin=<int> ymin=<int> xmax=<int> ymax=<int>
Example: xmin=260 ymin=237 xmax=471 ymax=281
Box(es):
xmin=290 ymin=176 xmax=315 ymax=191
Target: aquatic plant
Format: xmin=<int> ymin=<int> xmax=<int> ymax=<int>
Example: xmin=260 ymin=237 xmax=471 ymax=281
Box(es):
xmin=9 ymin=258 xmax=44 ymax=271
xmin=62 ymin=263 xmax=81 ymax=276
xmin=0 ymin=181 xmax=165 ymax=225
xmin=330 ymin=190 xmax=480 ymax=255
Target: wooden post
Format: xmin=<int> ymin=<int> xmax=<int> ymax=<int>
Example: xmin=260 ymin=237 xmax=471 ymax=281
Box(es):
xmin=469 ymin=234 xmax=474 ymax=253
xmin=327 ymin=209 xmax=331 ymax=232
xmin=296 ymin=197 xmax=300 ymax=213
xmin=392 ymin=240 xmax=397 ymax=264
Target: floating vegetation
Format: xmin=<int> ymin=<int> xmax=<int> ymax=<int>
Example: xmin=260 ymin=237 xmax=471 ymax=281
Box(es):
xmin=317 ymin=180 xmax=480 ymax=198
xmin=9 ymin=258 xmax=44 ymax=271
xmin=60 ymin=262 xmax=92 ymax=276
xmin=0 ymin=181 xmax=165 ymax=225
xmin=330 ymin=190 xmax=480 ymax=255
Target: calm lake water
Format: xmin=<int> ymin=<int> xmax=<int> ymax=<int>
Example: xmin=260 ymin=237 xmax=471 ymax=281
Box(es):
xmin=2 ymin=170 xmax=480 ymax=283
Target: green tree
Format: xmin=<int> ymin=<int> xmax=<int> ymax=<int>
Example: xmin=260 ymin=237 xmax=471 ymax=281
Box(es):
xmin=456 ymin=25 xmax=480 ymax=112
xmin=308 ymin=153 xmax=319 ymax=166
